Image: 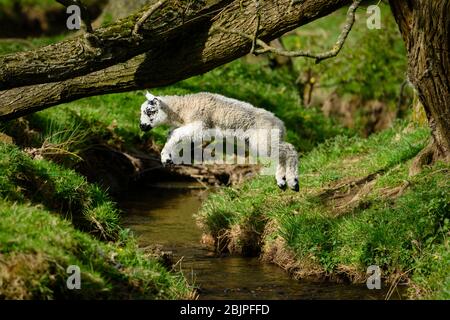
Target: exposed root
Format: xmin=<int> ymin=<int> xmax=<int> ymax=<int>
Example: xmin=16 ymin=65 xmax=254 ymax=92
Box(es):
xmin=409 ymin=139 xmax=447 ymax=176
xmin=317 ymin=170 xmax=384 ymax=216
xmin=377 ymin=181 xmax=410 ymax=200
xmin=0 ymin=132 xmax=13 ymax=144
xmin=169 ymin=164 xmax=260 ymax=187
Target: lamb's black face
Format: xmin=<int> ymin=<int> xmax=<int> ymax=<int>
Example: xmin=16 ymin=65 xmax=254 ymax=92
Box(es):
xmin=139 ymin=122 xmax=152 ymax=132
xmin=139 ymin=94 xmax=167 ymax=131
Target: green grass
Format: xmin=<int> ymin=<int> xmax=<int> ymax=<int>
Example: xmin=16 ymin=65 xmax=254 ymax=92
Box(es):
xmin=1 ymin=2 xmax=444 ymax=300
xmin=283 ymin=3 xmax=407 ymax=102
xmin=0 ymin=200 xmax=192 ymax=299
xmin=0 ymin=142 xmax=194 ymax=299
xmin=411 ymin=239 xmax=450 ymax=299
xmin=197 ymin=122 xmax=450 ymax=299
xmin=0 ymin=36 xmax=67 ymax=55
xmin=0 ymin=142 xmax=121 ymax=240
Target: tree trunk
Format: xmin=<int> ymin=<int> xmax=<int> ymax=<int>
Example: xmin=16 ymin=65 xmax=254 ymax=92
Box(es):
xmin=390 ymin=0 xmax=450 ymax=165
xmin=0 ymin=0 xmax=350 ymax=121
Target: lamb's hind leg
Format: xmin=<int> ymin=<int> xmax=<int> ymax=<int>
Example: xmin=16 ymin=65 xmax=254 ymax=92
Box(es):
xmin=276 ymin=142 xmax=288 ymax=191
xmin=251 ymin=128 xmax=287 ymax=190
xmin=276 ymin=160 xmax=287 ymax=190
xmin=281 ymin=142 xmax=299 ymax=192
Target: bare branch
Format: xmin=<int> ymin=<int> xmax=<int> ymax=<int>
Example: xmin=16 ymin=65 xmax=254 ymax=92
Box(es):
xmin=223 ymin=0 xmax=362 ymax=63
xmin=250 ymin=0 xmax=261 ymax=54
xmin=132 ymin=0 xmax=167 ymax=39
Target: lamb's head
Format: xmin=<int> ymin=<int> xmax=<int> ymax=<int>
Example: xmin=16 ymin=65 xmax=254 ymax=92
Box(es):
xmin=139 ymin=91 xmax=168 ymax=131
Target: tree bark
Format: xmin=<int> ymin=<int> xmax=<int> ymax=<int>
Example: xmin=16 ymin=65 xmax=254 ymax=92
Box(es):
xmin=94 ymin=0 xmax=152 ymax=26
xmin=390 ymin=0 xmax=450 ymax=161
xmin=0 ymin=0 xmax=350 ymax=121
xmin=0 ymin=0 xmax=229 ymax=90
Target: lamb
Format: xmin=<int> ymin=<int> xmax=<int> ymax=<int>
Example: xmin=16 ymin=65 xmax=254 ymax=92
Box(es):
xmin=139 ymin=91 xmax=299 ymax=191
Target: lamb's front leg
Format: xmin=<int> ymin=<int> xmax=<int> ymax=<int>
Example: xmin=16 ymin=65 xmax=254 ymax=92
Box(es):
xmin=161 ymin=122 xmax=203 ymax=166
xmin=160 ymin=142 xmax=174 ymax=166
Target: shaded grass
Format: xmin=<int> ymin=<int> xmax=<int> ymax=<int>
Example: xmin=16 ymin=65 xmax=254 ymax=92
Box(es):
xmin=0 ymin=36 xmax=67 ymax=55
xmin=197 ymin=122 xmax=450 ymax=299
xmin=0 ymin=142 xmax=120 ymax=240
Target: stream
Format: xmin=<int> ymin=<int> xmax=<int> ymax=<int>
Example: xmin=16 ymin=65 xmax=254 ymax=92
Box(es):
xmin=120 ymin=183 xmax=400 ymax=300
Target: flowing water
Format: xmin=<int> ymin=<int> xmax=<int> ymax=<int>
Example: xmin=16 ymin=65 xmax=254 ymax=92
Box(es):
xmin=121 ymin=183 xmax=403 ymax=300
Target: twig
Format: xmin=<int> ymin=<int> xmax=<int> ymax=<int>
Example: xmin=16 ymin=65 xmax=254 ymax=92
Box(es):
xmin=56 ymin=0 xmax=93 ymax=33
xmin=385 ymin=268 xmax=413 ymax=300
xmin=218 ymin=0 xmax=362 ymax=64
xmin=132 ymin=0 xmax=167 ymax=39
xmin=250 ymin=0 xmax=261 ymax=54
xmin=171 ymin=256 xmax=185 ymax=272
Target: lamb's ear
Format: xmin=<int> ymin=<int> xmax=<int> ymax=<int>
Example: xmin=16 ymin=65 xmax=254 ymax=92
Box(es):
xmin=145 ymin=91 xmax=156 ymax=101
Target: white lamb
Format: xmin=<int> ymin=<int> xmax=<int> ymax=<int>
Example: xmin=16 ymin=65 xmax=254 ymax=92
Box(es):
xmin=139 ymin=91 xmax=299 ymax=191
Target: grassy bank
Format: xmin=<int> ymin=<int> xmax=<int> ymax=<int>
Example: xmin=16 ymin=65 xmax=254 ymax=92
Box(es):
xmin=196 ymin=122 xmax=450 ymax=299
xmin=0 ymin=142 xmax=193 ymax=299
xmin=1 ymin=29 xmax=346 ymax=298
xmin=0 ymin=34 xmax=345 ymax=299
xmin=2 ymin=2 xmax=441 ymax=300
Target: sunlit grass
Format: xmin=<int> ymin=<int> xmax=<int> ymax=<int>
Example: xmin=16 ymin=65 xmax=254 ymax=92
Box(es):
xmin=197 ymin=122 xmax=450 ymax=299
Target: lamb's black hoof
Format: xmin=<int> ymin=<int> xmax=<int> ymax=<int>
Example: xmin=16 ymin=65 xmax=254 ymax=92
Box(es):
xmin=162 ymin=158 xmax=174 ymax=167
xmin=290 ymin=178 xmax=299 ymax=192
xmin=277 ymin=182 xmax=287 ymax=191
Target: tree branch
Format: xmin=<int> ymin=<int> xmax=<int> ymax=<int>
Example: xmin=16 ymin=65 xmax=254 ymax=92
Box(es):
xmin=0 ymin=0 xmax=350 ymax=121
xmin=225 ymin=0 xmax=361 ymax=63
xmin=0 ymin=0 xmax=228 ymax=91
xmin=250 ymin=0 xmax=261 ymax=54
xmin=132 ymin=0 xmax=167 ymax=39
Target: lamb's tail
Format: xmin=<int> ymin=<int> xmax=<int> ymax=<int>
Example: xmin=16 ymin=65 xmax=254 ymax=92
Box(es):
xmin=278 ymin=142 xmax=299 ymax=192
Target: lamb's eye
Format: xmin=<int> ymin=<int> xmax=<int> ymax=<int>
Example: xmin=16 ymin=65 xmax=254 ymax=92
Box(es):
xmin=146 ymin=108 xmax=156 ymax=116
